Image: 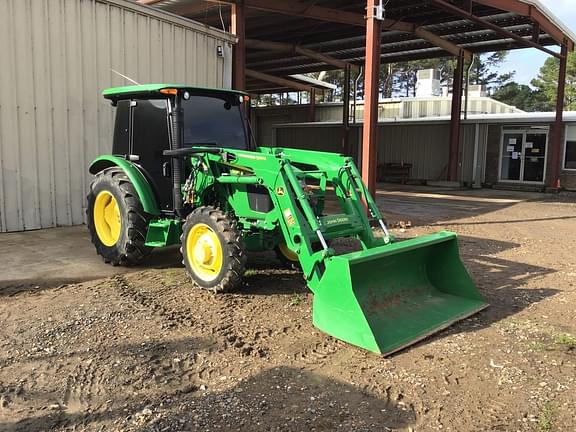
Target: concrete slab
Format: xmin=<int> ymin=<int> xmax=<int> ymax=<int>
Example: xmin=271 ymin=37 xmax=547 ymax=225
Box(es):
xmin=375 ymin=183 xmax=575 ymax=225
xmin=0 ymin=226 xmax=181 ymax=290
xmin=1 ymin=185 xmax=573 ymax=291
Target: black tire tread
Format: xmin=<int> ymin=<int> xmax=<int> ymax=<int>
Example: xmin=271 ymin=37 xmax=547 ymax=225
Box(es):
xmin=180 ymin=206 xmax=246 ymax=293
xmin=86 ymin=167 xmax=152 ymax=266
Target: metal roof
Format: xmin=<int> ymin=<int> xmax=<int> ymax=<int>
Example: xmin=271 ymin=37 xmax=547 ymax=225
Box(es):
xmin=134 ymin=0 xmax=576 ymax=93
xmin=273 ymin=111 xmax=576 ymax=127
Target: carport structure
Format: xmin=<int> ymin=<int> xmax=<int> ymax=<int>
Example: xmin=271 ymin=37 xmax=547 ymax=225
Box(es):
xmin=137 ymin=0 xmax=574 ymax=193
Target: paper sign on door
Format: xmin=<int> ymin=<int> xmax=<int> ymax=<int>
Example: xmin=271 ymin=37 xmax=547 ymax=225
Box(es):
xmin=512 ymin=152 xmax=519 ymax=160
xmin=509 ymin=138 xmax=517 ymax=145
xmin=525 ymin=142 xmax=534 ymax=149
xmin=506 ymin=145 xmax=515 ymax=152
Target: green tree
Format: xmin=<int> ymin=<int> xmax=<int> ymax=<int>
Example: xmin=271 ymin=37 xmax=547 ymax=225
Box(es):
xmin=492 ymin=82 xmax=550 ymax=111
xmin=390 ymin=53 xmax=510 ymax=97
xmin=531 ymin=52 xmax=576 ymax=110
xmin=468 ymin=52 xmax=513 ymax=92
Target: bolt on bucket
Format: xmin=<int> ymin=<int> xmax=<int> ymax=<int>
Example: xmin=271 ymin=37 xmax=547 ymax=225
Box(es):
xmin=311 ymin=231 xmax=488 ymax=355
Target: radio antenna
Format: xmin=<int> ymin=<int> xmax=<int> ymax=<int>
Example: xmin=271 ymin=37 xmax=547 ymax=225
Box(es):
xmin=110 ymin=69 xmax=140 ymax=85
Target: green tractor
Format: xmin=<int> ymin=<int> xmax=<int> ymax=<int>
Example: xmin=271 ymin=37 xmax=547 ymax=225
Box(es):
xmin=87 ymin=84 xmax=487 ymax=355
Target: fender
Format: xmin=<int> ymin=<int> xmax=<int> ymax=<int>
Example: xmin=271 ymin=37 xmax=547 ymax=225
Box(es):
xmin=89 ymin=155 xmax=161 ymax=216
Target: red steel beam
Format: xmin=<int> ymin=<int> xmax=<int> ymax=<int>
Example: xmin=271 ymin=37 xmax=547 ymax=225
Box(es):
xmin=362 ymin=0 xmax=382 ymax=196
xmin=190 ymin=0 xmax=470 ymax=58
xmin=137 ymin=0 xmax=166 ymax=5
xmin=474 ymin=0 xmax=574 ymax=50
xmin=171 ymin=1 xmax=221 ymax=16
xmin=231 ymin=1 xmax=246 ymax=90
xmin=448 ymin=51 xmax=465 ymax=182
xmin=246 ymin=69 xmax=314 ymax=92
xmin=430 ymin=0 xmax=561 ymax=58
xmin=550 ymin=43 xmax=569 ymax=189
xmin=246 ymin=39 xmax=358 ymax=71
xmin=202 ymin=0 xmax=364 ymax=26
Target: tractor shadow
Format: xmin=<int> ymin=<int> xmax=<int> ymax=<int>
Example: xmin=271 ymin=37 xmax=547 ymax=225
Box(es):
xmin=242 ymin=234 xmax=560 ymax=327
xmin=457 ymin=235 xmax=559 ymax=329
xmin=245 ymin=235 xmax=560 ymax=352
xmin=390 ymin=234 xmax=560 ymax=355
xmin=375 ymin=184 xmax=576 ymax=227
xmin=242 ymin=251 xmax=308 ymax=295
xmin=0 ymin=366 xmax=415 ymax=432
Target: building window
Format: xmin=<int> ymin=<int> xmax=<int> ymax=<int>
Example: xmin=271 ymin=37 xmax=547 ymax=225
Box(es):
xmin=565 ymin=125 xmax=576 ymax=170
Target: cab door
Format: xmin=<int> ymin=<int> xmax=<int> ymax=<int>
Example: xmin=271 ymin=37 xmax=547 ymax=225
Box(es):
xmin=131 ymin=99 xmax=174 ymax=212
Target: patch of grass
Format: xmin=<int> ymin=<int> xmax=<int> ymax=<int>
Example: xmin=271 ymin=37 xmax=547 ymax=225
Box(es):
xmin=531 ymin=341 xmax=549 ymax=352
xmin=555 ymin=333 xmax=576 ymax=348
xmin=244 ymin=269 xmax=258 ymax=277
xmin=537 ymin=402 xmax=557 ymax=432
xmin=162 ymin=268 xmax=184 ymax=284
xmin=289 ymin=293 xmax=305 ymax=306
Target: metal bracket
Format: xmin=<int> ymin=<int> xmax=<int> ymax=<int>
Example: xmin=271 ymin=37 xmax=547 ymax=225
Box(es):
xmin=371 ymin=0 xmax=386 ymax=21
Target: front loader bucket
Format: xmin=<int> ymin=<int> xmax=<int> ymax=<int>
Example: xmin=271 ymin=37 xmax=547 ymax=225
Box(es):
xmin=312 ymin=231 xmax=488 ymax=355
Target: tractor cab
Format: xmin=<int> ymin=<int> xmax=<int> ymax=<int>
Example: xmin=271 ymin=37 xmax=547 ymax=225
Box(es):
xmin=102 ymin=84 xmax=251 ymax=213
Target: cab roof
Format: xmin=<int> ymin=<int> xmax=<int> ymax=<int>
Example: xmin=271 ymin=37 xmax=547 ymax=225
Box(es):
xmin=102 ymin=84 xmax=247 ymax=103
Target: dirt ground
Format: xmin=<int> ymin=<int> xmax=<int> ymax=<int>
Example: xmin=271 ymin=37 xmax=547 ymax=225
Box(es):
xmin=1 ymin=186 xmax=575 ymax=432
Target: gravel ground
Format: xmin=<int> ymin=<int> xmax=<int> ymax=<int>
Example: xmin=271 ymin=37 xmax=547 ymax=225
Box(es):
xmin=0 ymin=189 xmax=575 ymax=431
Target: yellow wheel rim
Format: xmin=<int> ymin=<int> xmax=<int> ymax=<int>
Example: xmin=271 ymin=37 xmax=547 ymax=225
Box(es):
xmin=187 ymin=223 xmax=223 ymax=282
xmin=94 ymin=191 xmax=122 ymax=247
xmin=278 ymin=243 xmax=299 ymax=262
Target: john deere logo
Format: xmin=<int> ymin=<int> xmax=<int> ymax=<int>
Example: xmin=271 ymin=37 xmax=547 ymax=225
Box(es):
xmin=276 ymin=187 xmax=285 ymax=196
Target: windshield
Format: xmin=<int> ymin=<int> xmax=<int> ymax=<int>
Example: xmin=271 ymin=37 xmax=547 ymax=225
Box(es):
xmin=182 ymin=94 xmax=248 ymax=150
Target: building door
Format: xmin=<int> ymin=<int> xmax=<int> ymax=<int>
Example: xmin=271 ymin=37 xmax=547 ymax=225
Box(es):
xmin=523 ymin=132 xmax=547 ymax=182
xmin=500 ymin=129 xmax=548 ymax=183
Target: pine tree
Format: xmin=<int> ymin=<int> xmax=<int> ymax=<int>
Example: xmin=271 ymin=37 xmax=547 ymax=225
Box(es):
xmin=531 ymin=52 xmax=576 ymax=110
xmin=468 ymin=52 xmax=514 ymax=92
xmin=492 ymin=82 xmax=550 ymax=112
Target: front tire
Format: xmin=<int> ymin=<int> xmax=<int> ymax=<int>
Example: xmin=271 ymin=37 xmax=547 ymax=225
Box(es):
xmin=181 ymin=206 xmax=246 ymax=292
xmin=87 ymin=167 xmax=151 ymax=266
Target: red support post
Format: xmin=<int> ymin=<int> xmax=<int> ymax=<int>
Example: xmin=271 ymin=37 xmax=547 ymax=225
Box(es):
xmin=342 ymin=64 xmax=351 ymax=156
xmin=550 ymin=44 xmax=568 ymax=190
xmin=362 ymin=0 xmax=382 ymax=196
xmin=309 ymin=88 xmax=316 ymax=122
xmin=231 ymin=1 xmax=246 ymax=90
xmin=448 ymin=51 xmax=465 ymax=182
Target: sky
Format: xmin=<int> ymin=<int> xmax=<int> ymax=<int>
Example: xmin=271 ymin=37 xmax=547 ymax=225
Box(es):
xmin=499 ymin=0 xmax=576 ymax=86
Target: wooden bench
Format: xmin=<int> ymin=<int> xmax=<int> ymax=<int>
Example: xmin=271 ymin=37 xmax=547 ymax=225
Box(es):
xmin=378 ymin=163 xmax=412 ymax=184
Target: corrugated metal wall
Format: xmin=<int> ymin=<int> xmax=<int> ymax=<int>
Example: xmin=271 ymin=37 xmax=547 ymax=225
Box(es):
xmin=275 ymin=122 xmax=483 ymax=183
xmin=0 ymin=0 xmax=233 ymax=232
xmin=378 ymin=124 xmax=451 ymax=181
xmin=275 ymin=125 xmax=361 ymax=164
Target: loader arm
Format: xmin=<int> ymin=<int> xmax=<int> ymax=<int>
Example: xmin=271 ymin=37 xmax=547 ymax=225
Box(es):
xmin=189 ymin=147 xmax=385 ymax=285
xmin=186 ymin=146 xmax=488 ymax=355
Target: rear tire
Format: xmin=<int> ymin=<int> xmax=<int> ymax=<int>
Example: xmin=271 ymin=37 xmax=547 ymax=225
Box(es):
xmin=87 ymin=167 xmax=151 ymax=266
xmin=275 ymin=241 xmax=328 ymax=270
xmin=275 ymin=243 xmax=300 ymax=270
xmin=181 ymin=206 xmax=246 ymax=293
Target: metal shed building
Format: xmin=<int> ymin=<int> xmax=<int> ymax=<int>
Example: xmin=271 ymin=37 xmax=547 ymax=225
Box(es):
xmin=272 ymin=112 xmax=576 ymax=191
xmin=0 ymin=0 xmax=234 ymax=232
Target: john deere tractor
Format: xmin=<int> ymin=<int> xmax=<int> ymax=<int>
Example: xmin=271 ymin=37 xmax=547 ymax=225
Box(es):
xmin=87 ymin=84 xmax=487 ymax=355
